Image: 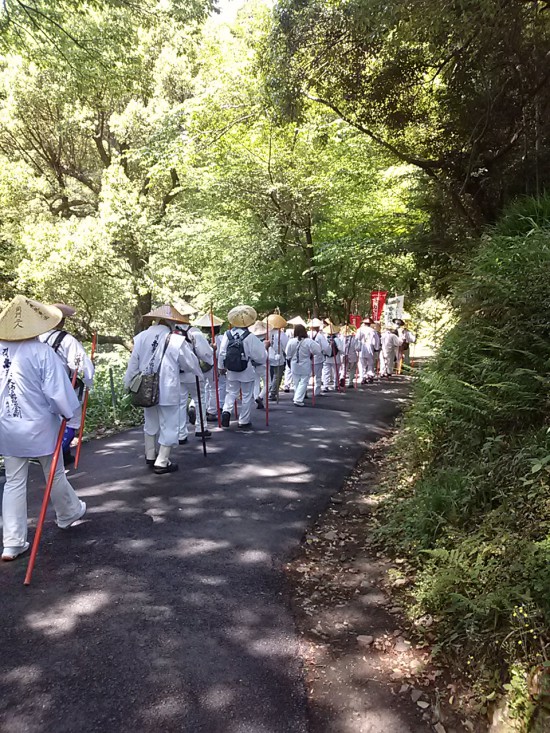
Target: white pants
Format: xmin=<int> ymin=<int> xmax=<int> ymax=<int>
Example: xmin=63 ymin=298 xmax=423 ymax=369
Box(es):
xmin=283 ymin=363 xmax=293 ymax=389
xmin=292 ymin=369 xmax=310 ymax=403
xmin=361 ymin=353 xmax=376 ymax=379
xmin=205 ymin=371 xmax=226 ymax=415
xmin=344 ymin=359 xmax=358 ymax=386
xmin=144 ymin=404 xmax=179 ymax=447
xmin=223 ymin=380 xmax=254 ymax=426
xmin=322 ymin=362 xmax=338 ymax=390
xmin=179 ymin=381 xmax=207 ymax=440
xmin=2 ymin=454 xmax=82 ymax=550
xmin=254 ymin=368 xmax=265 ymax=400
xmin=312 ymin=362 xmax=323 ymax=396
xmin=380 ymin=348 xmax=397 ymax=376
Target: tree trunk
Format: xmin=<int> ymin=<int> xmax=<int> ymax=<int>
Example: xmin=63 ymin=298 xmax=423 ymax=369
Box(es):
xmin=134 ymin=291 xmax=152 ymax=335
xmin=304 ymin=216 xmax=322 ymax=316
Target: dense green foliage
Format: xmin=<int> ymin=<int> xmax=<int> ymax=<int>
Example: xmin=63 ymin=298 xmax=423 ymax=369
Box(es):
xmin=0 ymin=0 xmax=425 ymax=344
xmin=266 ymin=0 xmax=550 ymax=291
xmin=377 ymin=198 xmax=550 ymax=727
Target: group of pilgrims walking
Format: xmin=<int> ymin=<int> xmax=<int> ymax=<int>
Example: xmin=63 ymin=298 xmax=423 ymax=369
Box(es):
xmin=0 ymin=295 xmax=414 ymax=567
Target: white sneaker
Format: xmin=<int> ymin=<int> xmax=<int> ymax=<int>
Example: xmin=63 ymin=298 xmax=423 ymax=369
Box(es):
xmin=2 ymin=541 xmax=30 ymax=561
xmin=293 ymin=401 xmax=305 ymax=407
xmin=57 ymin=501 xmax=86 ymax=529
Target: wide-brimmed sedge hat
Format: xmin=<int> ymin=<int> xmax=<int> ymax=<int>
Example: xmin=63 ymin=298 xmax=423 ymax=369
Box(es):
xmin=287 ymin=315 xmax=306 ymax=327
xmin=194 ymin=312 xmax=223 ymax=328
xmin=307 ymin=317 xmax=324 ymax=329
xmin=265 ymin=313 xmax=287 ymax=329
xmin=52 ymin=303 xmax=76 ymax=318
xmin=0 ymin=295 xmax=63 ymax=341
xmin=228 ymin=305 xmax=257 ymax=328
xmin=340 ymin=325 xmax=355 ymax=336
xmin=142 ymin=304 xmax=189 ymax=325
xmin=249 ymin=320 xmax=267 ymax=337
xmin=174 ymin=300 xmax=197 ymax=317
xmin=362 ymin=316 xmax=373 ymax=324
xmin=393 ymin=318 xmax=405 ymax=326
xmin=323 ymin=323 xmax=341 ymax=335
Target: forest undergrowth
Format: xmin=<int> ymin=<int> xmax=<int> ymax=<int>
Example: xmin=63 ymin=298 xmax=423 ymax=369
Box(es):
xmin=373 ymin=198 xmax=550 ymax=731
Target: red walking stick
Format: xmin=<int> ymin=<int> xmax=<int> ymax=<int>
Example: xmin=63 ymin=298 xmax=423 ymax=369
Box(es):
xmin=210 ymin=306 xmax=222 ymax=428
xmin=24 ymin=369 xmax=79 ymax=586
xmin=74 ymin=332 xmax=97 ymax=469
xmin=195 ymin=375 xmax=207 ymax=457
xmin=311 ymin=356 xmax=316 ymax=407
xmin=329 ymin=323 xmax=342 ymax=393
xmin=265 ymin=318 xmax=270 ymax=427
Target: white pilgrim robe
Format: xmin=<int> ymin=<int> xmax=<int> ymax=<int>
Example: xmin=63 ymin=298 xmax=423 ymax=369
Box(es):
xmin=39 ymin=328 xmax=95 ymax=429
xmin=174 ymin=326 xmax=213 ymax=385
xmin=267 ymin=329 xmax=289 ymax=367
xmin=0 ymin=339 xmax=80 ymax=457
xmin=217 ymin=328 xmax=267 ymax=383
xmin=124 ymin=324 xmax=199 ymax=405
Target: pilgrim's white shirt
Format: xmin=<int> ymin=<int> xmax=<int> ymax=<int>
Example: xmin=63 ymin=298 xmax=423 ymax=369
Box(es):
xmin=124 ymin=324 xmax=200 ymax=405
xmin=174 ymin=325 xmax=214 ymax=384
xmin=339 ymin=335 xmax=360 ymax=363
xmin=381 ymin=331 xmax=400 ymax=355
xmin=0 ymin=339 xmax=80 ymax=457
xmin=286 ymin=337 xmax=322 ymax=376
xmin=218 ymin=328 xmax=267 ymax=382
xmin=267 ymin=329 xmax=289 ymax=367
xmin=39 ymin=329 xmax=95 ymax=388
xmin=308 ymin=331 xmax=331 ymax=364
xmin=357 ymin=325 xmax=380 ymax=356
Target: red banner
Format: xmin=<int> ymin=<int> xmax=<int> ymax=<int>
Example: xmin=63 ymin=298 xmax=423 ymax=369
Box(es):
xmin=370 ymin=290 xmax=388 ymax=322
xmin=349 ymin=314 xmax=362 ymax=329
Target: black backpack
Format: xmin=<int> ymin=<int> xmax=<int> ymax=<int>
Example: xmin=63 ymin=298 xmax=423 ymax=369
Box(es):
xmin=224 ymin=329 xmax=250 ymax=372
xmin=329 ymin=334 xmax=340 ymax=356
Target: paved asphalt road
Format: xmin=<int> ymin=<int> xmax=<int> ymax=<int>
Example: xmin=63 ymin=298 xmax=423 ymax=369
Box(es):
xmin=0 ymin=382 xmax=410 ymax=733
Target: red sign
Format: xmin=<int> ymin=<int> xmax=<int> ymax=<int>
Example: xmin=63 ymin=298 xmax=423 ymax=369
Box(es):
xmin=370 ymin=290 xmax=388 ymax=322
xmin=349 ymin=314 xmax=361 ymax=329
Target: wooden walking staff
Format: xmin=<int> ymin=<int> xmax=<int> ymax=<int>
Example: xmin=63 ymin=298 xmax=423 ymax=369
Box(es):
xmin=195 ymin=375 xmax=207 ymax=457
xmin=209 ymin=306 xmax=222 ymax=428
xmin=74 ymin=331 xmax=97 ymax=469
xmin=328 ymin=321 xmax=342 ymax=393
xmin=265 ymin=316 xmax=270 ymax=427
xmin=307 ymin=310 xmax=316 ymax=406
xmin=24 ymin=369 xmax=79 ymax=586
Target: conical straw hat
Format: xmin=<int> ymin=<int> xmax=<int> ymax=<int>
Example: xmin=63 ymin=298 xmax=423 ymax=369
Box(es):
xmin=323 ymin=324 xmax=341 ymax=334
xmin=249 ymin=320 xmax=267 ymax=337
xmin=0 ymin=295 xmax=63 ymax=341
xmin=52 ymin=303 xmax=76 ymax=318
xmin=266 ymin=313 xmax=287 ymax=329
xmin=194 ymin=312 xmax=223 ymax=328
xmin=307 ymin=317 xmax=324 ymax=329
xmin=287 ymin=316 xmax=306 ymax=327
xmin=340 ymin=325 xmax=355 ymax=336
xmin=173 ymin=299 xmax=197 ymax=317
xmin=142 ymin=304 xmax=189 ymax=325
xmin=228 ymin=305 xmax=257 ymax=328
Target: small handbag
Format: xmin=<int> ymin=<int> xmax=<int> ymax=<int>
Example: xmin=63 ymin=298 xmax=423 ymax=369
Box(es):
xmin=130 ymin=335 xmax=171 ymax=408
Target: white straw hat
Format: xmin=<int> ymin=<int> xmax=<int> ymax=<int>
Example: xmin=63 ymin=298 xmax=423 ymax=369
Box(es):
xmin=194 ymin=313 xmax=223 ymax=328
xmin=265 ymin=313 xmax=287 ymax=329
xmin=307 ymin=317 xmax=324 ymax=329
xmin=52 ymin=303 xmax=77 ymax=318
xmin=0 ymin=295 xmax=63 ymax=341
xmin=287 ymin=316 xmax=306 ymax=327
xmin=173 ymin=300 xmax=198 ymax=317
xmin=142 ymin=304 xmax=190 ymax=325
xmin=228 ymin=305 xmax=257 ymax=328
xmin=249 ymin=320 xmax=267 ymax=337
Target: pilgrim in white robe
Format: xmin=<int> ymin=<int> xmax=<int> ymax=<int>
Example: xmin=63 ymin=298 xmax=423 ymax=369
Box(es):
xmin=0 ymin=338 xmax=85 ymax=553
